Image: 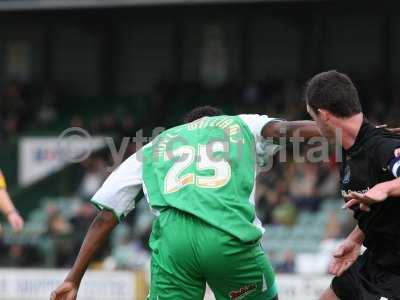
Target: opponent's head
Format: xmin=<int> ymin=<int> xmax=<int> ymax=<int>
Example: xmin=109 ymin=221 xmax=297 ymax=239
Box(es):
xmin=183 ymin=105 xmax=223 ymax=123
xmin=305 ymin=70 xmax=362 ymax=140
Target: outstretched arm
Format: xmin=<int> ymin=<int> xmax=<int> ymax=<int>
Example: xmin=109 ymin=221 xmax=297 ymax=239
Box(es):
xmin=343 ymin=178 xmax=400 ymax=211
xmin=50 ymin=210 xmax=118 ymax=300
xmin=0 ymin=174 xmax=24 ymax=232
xmin=50 ymin=150 xmax=143 ymax=300
xmin=344 ymin=144 xmax=400 ymax=211
xmin=263 ymin=120 xmax=400 ymax=140
xmin=262 ymin=120 xmax=321 ymax=140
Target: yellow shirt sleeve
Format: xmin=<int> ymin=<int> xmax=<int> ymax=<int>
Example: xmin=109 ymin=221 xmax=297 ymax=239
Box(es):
xmin=0 ymin=171 xmax=7 ymax=189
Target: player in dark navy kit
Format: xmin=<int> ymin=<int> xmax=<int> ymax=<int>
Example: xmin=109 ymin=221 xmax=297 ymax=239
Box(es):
xmin=305 ymin=70 xmax=400 ymax=300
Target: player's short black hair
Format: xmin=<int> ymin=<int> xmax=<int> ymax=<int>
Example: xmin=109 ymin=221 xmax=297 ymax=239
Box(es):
xmin=304 ymin=70 xmax=362 ymax=118
xmin=183 ymin=105 xmax=223 ymax=123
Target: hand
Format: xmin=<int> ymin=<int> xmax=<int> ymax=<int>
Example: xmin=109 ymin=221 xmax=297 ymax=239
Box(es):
xmin=50 ymin=281 xmax=79 ymax=300
xmin=343 ymin=184 xmax=389 ymax=211
xmin=328 ymin=239 xmax=361 ymax=276
xmin=7 ymin=211 xmax=24 ymax=233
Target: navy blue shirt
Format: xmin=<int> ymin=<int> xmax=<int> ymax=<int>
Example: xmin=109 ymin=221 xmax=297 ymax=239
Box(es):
xmin=341 ymin=119 xmax=400 ymax=272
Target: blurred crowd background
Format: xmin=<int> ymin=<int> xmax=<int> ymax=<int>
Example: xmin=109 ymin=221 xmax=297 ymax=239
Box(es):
xmin=1 ymin=0 xmax=400 ymax=276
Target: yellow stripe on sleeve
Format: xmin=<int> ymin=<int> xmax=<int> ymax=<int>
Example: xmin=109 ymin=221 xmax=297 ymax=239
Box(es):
xmin=0 ymin=171 xmax=7 ymax=189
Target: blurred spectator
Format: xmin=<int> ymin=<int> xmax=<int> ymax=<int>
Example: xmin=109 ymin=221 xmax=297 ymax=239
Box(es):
xmin=120 ymin=115 xmax=136 ymax=138
xmin=271 ymin=197 xmax=297 ymax=226
xmin=36 ymin=85 xmax=58 ymax=126
xmin=275 ymin=250 xmax=296 ymax=274
xmin=69 ymin=201 xmax=97 ymax=264
xmin=316 ymin=163 xmax=340 ymax=198
xmin=1 ymin=80 xmax=26 ymax=117
xmin=47 ymin=208 xmax=73 ymax=267
xmin=324 ymin=212 xmax=342 ymax=240
xmin=70 ymin=114 xmax=84 ymax=128
xmin=77 ymin=158 xmax=108 ymax=199
xmin=5 ymin=245 xmax=42 ymax=267
xmin=288 ymin=163 xmax=321 ymax=212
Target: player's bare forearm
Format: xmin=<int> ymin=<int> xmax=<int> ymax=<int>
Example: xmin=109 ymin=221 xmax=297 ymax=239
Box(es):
xmin=346 ymin=225 xmax=365 ymax=245
xmin=0 ymin=189 xmax=17 ymax=215
xmin=0 ymin=188 xmax=24 ymax=232
xmin=263 ymin=120 xmax=321 ymax=140
xmin=65 ymin=210 xmax=118 ymax=284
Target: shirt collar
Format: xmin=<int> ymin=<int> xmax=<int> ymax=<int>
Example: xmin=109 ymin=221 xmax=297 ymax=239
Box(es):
xmin=346 ymin=117 xmax=374 ymax=157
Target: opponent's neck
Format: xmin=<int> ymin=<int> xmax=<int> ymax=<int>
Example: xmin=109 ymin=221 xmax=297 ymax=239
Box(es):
xmin=333 ymin=113 xmax=364 ymax=150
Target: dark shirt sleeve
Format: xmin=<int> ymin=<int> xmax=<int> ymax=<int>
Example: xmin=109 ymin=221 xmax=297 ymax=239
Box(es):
xmin=374 ymin=138 xmax=400 ymax=173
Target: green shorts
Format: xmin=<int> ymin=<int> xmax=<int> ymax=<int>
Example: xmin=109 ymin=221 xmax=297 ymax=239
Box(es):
xmin=148 ymin=208 xmax=277 ymax=300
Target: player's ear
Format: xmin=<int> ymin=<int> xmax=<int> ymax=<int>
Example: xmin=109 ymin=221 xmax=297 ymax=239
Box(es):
xmin=318 ymin=109 xmax=330 ymax=122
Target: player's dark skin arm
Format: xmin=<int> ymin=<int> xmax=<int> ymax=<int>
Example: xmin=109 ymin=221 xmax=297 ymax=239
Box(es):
xmin=263 ymin=120 xmax=400 ymax=140
xmin=262 ymin=120 xmax=321 ymax=140
xmin=50 ymin=210 xmax=118 ymax=300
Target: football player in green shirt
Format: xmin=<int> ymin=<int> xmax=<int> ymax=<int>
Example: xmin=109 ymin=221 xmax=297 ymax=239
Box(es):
xmin=51 ymin=106 xmax=321 ymax=300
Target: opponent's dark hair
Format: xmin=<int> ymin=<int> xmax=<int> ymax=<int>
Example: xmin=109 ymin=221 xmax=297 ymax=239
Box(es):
xmin=304 ymin=70 xmax=362 ymax=118
xmin=183 ymin=105 xmax=223 ymax=123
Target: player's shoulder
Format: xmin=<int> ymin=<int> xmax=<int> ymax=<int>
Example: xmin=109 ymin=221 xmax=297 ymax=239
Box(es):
xmin=237 ymin=113 xmax=271 ymax=120
xmin=373 ymin=129 xmax=400 ymax=148
xmin=237 ymin=114 xmax=274 ymax=126
xmin=363 ymin=128 xmax=400 ymax=167
xmin=156 ymin=123 xmax=186 ymax=137
xmin=237 ymin=114 xmax=278 ymax=135
xmin=362 ymin=125 xmax=400 ymax=151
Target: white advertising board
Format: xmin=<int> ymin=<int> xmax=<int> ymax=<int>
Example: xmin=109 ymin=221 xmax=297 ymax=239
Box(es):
xmin=0 ymin=269 xmax=331 ymax=300
xmin=18 ymin=135 xmax=105 ymax=187
xmin=0 ymin=269 xmax=135 ymax=300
